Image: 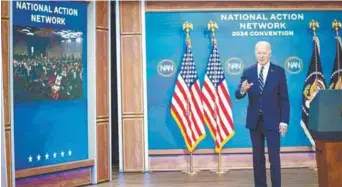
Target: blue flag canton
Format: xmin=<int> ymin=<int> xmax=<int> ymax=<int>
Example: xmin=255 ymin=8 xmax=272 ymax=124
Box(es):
xmin=206 ymin=44 xmax=225 ymax=88
xmin=180 ymin=47 xmax=198 ymax=88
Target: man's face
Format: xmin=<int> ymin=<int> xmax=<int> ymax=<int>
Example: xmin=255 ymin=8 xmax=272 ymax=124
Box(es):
xmin=255 ymin=43 xmax=271 ymax=65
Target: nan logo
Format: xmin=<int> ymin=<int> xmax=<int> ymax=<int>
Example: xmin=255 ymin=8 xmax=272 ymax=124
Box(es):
xmin=157 ymin=59 xmax=176 ymax=77
xmin=285 ymin=56 xmax=303 ymax=74
xmin=225 ymin=57 xmax=244 ymax=75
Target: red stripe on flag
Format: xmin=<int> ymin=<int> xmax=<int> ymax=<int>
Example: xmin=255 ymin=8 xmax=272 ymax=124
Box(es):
xmin=176 ymin=81 xmax=188 ymax=101
xmin=202 ymin=92 xmax=215 ymax=116
xmin=218 ymin=83 xmax=234 ymax=130
xmin=218 ymin=96 xmax=232 ymax=135
xmin=204 ymin=111 xmax=216 ymax=136
xmin=171 ymin=106 xmax=192 ymax=146
xmin=172 ymin=93 xmax=196 ymax=142
xmin=203 ymin=81 xmax=216 ymax=101
xmin=202 ymin=93 xmax=216 ymax=133
xmin=190 ymin=87 xmax=204 ymax=135
xmin=172 ymin=93 xmax=192 ymax=130
xmin=190 ymin=107 xmax=201 ymax=137
xmin=220 ymin=83 xmax=232 ymax=108
xmin=216 ymin=117 xmax=225 ymax=142
xmin=193 ymin=83 xmax=205 ymax=123
xmin=215 ymin=140 xmax=220 ymax=149
xmin=215 ymin=121 xmax=222 ymax=149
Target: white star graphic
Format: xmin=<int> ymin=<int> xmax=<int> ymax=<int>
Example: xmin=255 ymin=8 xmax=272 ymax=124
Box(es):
xmin=37 ymin=154 xmax=41 ymax=161
xmin=45 ymin=153 xmax=49 ymax=160
xmin=68 ymin=149 xmax=72 ymax=156
xmin=61 ymin=151 xmax=65 ymax=157
xmin=53 ymin=152 xmax=57 ymax=158
xmin=28 ymin=155 xmax=33 ymax=163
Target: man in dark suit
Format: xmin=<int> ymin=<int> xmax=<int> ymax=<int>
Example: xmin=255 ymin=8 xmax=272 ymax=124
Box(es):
xmin=235 ymin=41 xmax=290 ymax=187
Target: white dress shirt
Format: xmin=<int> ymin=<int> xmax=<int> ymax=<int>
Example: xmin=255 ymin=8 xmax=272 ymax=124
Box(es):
xmin=257 ymin=62 xmax=270 ymax=84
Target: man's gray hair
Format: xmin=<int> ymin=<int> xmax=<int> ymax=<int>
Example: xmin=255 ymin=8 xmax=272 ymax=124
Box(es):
xmin=255 ymin=41 xmax=271 ymax=51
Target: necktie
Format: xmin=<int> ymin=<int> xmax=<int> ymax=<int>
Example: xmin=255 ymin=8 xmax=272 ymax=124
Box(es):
xmin=258 ymin=66 xmax=264 ymax=94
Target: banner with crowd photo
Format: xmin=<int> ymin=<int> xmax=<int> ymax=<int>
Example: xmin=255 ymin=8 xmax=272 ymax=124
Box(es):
xmin=12 ymin=1 xmax=88 ymax=170
xmin=145 ymin=10 xmax=342 ymax=150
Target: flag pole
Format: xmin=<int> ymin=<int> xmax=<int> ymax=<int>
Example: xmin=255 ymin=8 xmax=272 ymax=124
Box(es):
xmin=214 ymin=115 xmax=227 ymax=174
xmin=305 ymin=19 xmax=320 ymax=151
xmin=183 ymin=105 xmax=197 ymax=175
xmin=181 ymin=21 xmax=197 ymax=176
xmin=309 ymin=19 xmax=319 ymax=80
xmin=181 ymin=151 xmax=197 ymax=175
xmin=215 ymin=151 xmax=228 ymax=174
xmin=208 ymin=21 xmax=228 ymax=175
xmin=190 ymin=152 xmax=196 ymax=175
xmin=332 ymin=20 xmax=341 ymax=87
xmin=332 ymin=19 xmax=341 ymax=37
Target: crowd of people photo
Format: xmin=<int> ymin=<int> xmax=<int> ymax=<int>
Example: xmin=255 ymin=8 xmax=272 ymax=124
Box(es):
xmin=13 ymin=54 xmax=84 ymax=103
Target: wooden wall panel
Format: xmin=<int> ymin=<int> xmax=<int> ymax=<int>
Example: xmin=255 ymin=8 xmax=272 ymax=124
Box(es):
xmin=2 ymin=2 xmax=12 ymax=185
xmin=1 ymin=1 xmax=111 ymax=185
xmin=96 ymin=30 xmax=109 ymax=117
xmin=96 ymin=123 xmax=109 ymax=182
xmin=146 ymin=1 xmax=342 ymax=11
xmin=2 ymin=19 xmax=10 ymax=126
xmin=120 ymin=1 xmax=141 ymax=34
xmin=5 ymin=130 xmax=12 ymax=187
xmin=121 ymin=35 xmax=143 ymax=114
xmin=96 ymin=1 xmax=109 ymax=29
xmin=95 ymin=0 xmax=110 ymax=182
xmin=123 ymin=119 xmax=144 ymax=171
xmin=1 ymin=1 xmax=9 ymax=18
xmin=120 ymin=0 xmax=145 ymax=172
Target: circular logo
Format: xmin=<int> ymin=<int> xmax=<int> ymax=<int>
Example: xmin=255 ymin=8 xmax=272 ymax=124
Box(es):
xmin=225 ymin=57 xmax=244 ymax=75
xmin=285 ymin=56 xmax=303 ymax=74
xmin=157 ymin=59 xmax=176 ymax=77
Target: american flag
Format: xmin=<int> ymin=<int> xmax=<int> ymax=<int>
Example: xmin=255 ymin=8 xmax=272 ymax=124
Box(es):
xmin=170 ymin=44 xmax=206 ymax=153
xmin=202 ymin=42 xmax=235 ymax=153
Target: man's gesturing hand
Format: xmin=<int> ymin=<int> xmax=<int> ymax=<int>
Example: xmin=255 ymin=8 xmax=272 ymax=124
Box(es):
xmin=241 ymin=80 xmax=254 ymax=93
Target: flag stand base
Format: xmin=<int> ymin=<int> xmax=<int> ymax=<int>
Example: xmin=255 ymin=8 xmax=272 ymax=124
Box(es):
xmin=182 ymin=152 xmax=197 ymax=175
xmin=182 ymin=170 xmax=197 ymax=175
xmin=308 ymin=166 xmax=318 ymax=171
xmin=210 ymin=152 xmax=229 ymax=175
xmin=212 ymin=170 xmax=229 ymax=175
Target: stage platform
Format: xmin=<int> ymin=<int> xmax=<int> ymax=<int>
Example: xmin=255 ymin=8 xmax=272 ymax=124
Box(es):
xmin=88 ymin=168 xmax=318 ymax=187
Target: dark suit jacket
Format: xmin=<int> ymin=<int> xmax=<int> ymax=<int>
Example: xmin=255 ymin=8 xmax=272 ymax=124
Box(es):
xmin=235 ymin=63 xmax=290 ymax=130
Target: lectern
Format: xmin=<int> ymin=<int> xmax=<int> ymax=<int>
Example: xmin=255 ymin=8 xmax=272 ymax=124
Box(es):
xmin=308 ymin=90 xmax=342 ymax=187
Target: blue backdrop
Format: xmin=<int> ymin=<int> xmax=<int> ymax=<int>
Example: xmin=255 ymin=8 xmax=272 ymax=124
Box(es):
xmin=146 ymin=11 xmax=342 ymax=150
xmin=13 ymin=1 xmax=88 ymax=170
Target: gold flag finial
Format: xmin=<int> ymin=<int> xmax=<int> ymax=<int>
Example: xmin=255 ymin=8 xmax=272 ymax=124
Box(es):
xmin=332 ymin=19 xmax=341 ymax=36
xmin=309 ymin=19 xmax=319 ymax=37
xmin=182 ymin=21 xmax=193 ymax=47
xmin=207 ymin=21 xmax=218 ymax=44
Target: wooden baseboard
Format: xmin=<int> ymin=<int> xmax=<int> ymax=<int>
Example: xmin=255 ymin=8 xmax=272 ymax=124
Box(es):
xmin=149 ymin=152 xmax=316 ymax=171
xmin=16 ymin=167 xmax=92 ymax=187
xmin=16 ymin=159 xmax=94 ymax=179
xmin=149 ymin=146 xmax=313 ymax=155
